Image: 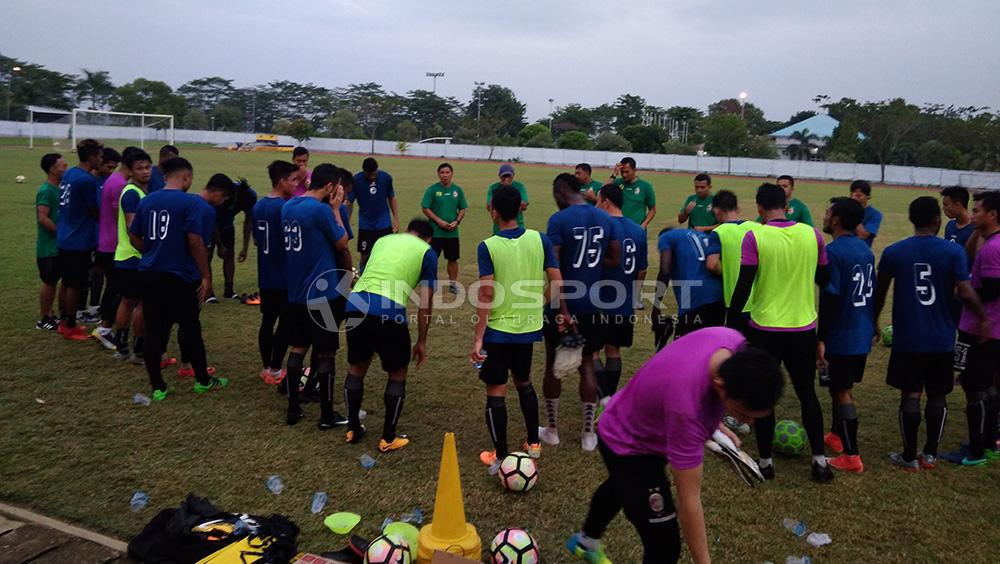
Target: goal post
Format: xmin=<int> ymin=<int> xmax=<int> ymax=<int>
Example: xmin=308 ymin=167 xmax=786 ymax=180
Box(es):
xmin=70 ymin=108 xmax=175 ymax=151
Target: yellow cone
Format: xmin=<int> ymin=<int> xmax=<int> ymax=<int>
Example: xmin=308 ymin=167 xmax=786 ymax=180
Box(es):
xmin=416 ymin=432 xmax=481 ymax=563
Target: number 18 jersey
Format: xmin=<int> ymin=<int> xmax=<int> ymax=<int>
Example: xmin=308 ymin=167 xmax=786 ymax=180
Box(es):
xmin=878 ymin=235 xmax=969 ymax=353
xmin=823 ymin=234 xmax=876 ymax=356
xmin=547 ymin=204 xmax=617 ymax=314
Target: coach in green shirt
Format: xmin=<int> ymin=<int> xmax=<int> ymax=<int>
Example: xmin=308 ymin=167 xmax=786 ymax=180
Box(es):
xmin=609 ymin=157 xmax=656 ymax=229
xmin=486 ymin=163 xmax=529 ymax=234
xmin=421 ymin=162 xmax=468 ymax=293
xmin=678 ymin=172 xmax=718 ymax=231
xmin=756 ymin=174 xmax=814 ymax=226
xmin=575 ymin=163 xmax=604 ymax=206
xmin=35 ymin=152 xmax=67 ymax=330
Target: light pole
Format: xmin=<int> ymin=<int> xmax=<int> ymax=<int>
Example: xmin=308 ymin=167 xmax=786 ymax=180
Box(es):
xmin=425 ymin=72 xmax=444 ymax=93
xmin=6 ymin=65 xmax=22 ymax=121
xmin=738 ymin=91 xmax=748 ymax=120
xmin=210 ymin=115 xmax=215 ymax=131
xmin=548 ymin=98 xmax=554 ymax=132
xmin=474 ymin=81 xmax=485 ymax=140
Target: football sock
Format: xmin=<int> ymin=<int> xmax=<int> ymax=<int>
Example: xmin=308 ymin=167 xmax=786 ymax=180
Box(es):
xmin=986 ymin=386 xmax=999 ymax=447
xmin=593 ymin=357 xmax=606 ymax=396
xmin=581 ymin=402 xmax=597 ymax=436
xmin=758 ymin=457 xmax=773 ymax=468
xmin=835 ymin=403 xmax=859 ymax=455
xmin=899 ymin=397 xmax=921 ymax=461
xmin=923 ymin=395 xmax=947 ymax=457
xmin=315 ymin=356 xmax=334 ymax=422
xmin=133 ymin=336 xmax=145 ymax=357
xmin=812 ymin=455 xmax=828 ymax=467
xmin=486 ymin=395 xmax=509 ymax=458
xmin=966 ymin=391 xmax=988 ymax=459
xmin=755 ymin=413 xmax=776 ymax=460
xmin=345 ymin=375 xmax=364 ymax=431
xmin=544 ymin=397 xmax=559 ymax=429
xmin=115 ymin=328 xmax=129 ymax=352
xmin=516 ymin=383 xmax=540 ymax=444
xmin=603 ymin=357 xmax=622 ymax=397
xmin=578 ymin=532 xmax=600 ymax=551
xmin=285 ymin=352 xmax=305 ymax=410
xmin=382 ymin=379 xmax=405 ymax=442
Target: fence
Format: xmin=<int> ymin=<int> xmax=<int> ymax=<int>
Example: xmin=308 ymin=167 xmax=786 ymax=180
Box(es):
xmin=3 ymin=120 xmax=999 ymax=189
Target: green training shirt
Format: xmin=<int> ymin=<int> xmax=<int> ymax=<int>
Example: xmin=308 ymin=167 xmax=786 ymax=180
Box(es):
xmin=35 ymin=181 xmax=60 ymax=258
xmin=613 ymin=177 xmax=656 ymax=225
xmin=582 ymin=179 xmax=604 ymax=206
xmin=680 ymin=193 xmax=716 ymax=228
xmin=421 ymin=182 xmax=468 ymax=239
xmin=487 ymin=180 xmax=529 ymax=234
xmin=756 ymin=197 xmax=814 ymax=226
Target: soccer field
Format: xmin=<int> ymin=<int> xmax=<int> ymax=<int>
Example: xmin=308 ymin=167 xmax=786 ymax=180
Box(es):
xmin=1 ymin=143 xmax=997 ymax=563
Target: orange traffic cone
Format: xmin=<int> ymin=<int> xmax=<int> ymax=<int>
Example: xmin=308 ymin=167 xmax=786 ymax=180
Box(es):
xmin=416 ymin=432 xmax=481 ymax=562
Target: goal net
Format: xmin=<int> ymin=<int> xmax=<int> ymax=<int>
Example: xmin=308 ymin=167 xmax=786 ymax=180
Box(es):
xmin=70 ymin=108 xmax=175 ymax=151
xmin=26 ymin=106 xmax=73 ymax=149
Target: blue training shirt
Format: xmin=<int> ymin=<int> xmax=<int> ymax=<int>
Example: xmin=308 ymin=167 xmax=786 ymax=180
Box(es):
xmin=599 ymin=216 xmax=648 ymax=316
xmin=657 ymin=228 xmax=723 ymax=315
xmin=217 ymin=187 xmax=257 ymax=229
xmin=252 ymin=196 xmax=287 ymax=290
xmin=878 ymin=235 xmax=969 ymax=353
xmin=115 ymin=188 xmax=143 ymax=269
xmin=148 ymin=166 xmax=165 ymax=192
xmin=861 ymin=206 xmax=882 ymax=247
xmin=944 ymin=219 xmax=975 ymax=272
xmin=349 ymin=170 xmax=394 ymax=230
xmin=477 ymin=226 xmax=558 ymax=344
xmin=281 ymin=196 xmax=347 ymax=305
xmin=57 ymin=166 xmax=100 ymax=251
xmin=130 ymin=190 xmax=215 ymax=283
xmin=546 ymin=204 xmax=618 ymax=314
xmin=823 ymin=234 xmax=876 ymax=356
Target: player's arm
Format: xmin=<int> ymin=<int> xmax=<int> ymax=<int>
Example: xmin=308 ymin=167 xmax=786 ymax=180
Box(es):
xmin=816 ymin=291 xmax=838 ymax=365
xmin=389 ymin=195 xmax=400 ymax=233
xmin=872 ymin=268 xmax=893 ymax=336
xmin=602 ymin=238 xmax=621 ymax=269
xmin=678 ymin=198 xmax=694 ymax=224
xmin=672 ymin=464 xmax=710 ymax=564
xmin=706 ymin=253 xmax=721 ymax=275
xmin=455 ymin=206 xmax=466 ymax=226
xmin=545 ymin=266 xmax=572 ymax=331
xmin=413 ymin=283 xmax=433 ymax=369
xmin=855 ymin=222 xmax=873 ymax=240
xmin=583 ymin=188 xmax=598 ymax=203
xmin=471 ymin=273 xmax=494 ymax=365
xmin=188 ymin=232 xmax=213 ymax=302
xmin=694 ymin=223 xmax=719 ymax=233
xmin=239 ymin=210 xmax=252 ymax=262
xmin=813 ymin=229 xmax=831 ymax=288
xmin=422 ymin=206 xmax=447 ymax=229
xmin=654 ymin=248 xmax=673 ymax=314
xmin=727 ymin=265 xmax=757 ymax=322
xmin=641 ymin=206 xmax=657 ymax=230
xmin=36 ymin=205 xmax=57 ymax=233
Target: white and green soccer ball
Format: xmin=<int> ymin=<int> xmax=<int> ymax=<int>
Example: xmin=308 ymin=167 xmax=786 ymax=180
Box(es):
xmin=15 ymin=175 xmax=26 ymax=184
xmin=772 ymin=419 xmax=806 ymax=455
xmin=489 ymin=528 xmax=540 ymax=563
xmin=498 ymin=452 xmax=538 ymax=492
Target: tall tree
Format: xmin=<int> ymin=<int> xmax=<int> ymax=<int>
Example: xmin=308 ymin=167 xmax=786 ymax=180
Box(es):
xmin=701 ymin=113 xmax=748 ymax=157
xmin=619 ymin=124 xmax=667 ymax=154
xmin=73 ymin=69 xmax=115 ymax=110
xmin=111 ymin=78 xmax=187 ymax=118
xmin=325 ymin=108 xmax=364 ymax=139
xmin=784 ymin=110 xmax=817 ymax=127
xmin=464 ymin=84 xmax=526 ymax=138
xmin=707 ymin=98 xmax=777 ymax=136
xmin=549 ymin=103 xmax=595 ymax=136
xmin=854 ymin=98 xmax=921 ymax=182
xmin=178 ymin=77 xmax=236 ymax=112
xmin=1 ymin=54 xmax=77 ymax=119
xmin=613 ymin=94 xmax=647 ymax=130
xmin=404 ymin=89 xmax=462 ymax=138
xmin=788 ymin=128 xmax=820 ymax=160
xmin=342 ymin=83 xmax=403 ymax=152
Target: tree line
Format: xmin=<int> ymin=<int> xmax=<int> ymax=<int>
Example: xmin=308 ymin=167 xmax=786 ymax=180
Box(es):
xmin=3 ymin=53 xmax=999 ymax=176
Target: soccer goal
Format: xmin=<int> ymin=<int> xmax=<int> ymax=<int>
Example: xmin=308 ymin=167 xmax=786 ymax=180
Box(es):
xmin=26 ymin=105 xmax=73 ymax=149
xmin=70 ymin=108 xmax=175 ymax=151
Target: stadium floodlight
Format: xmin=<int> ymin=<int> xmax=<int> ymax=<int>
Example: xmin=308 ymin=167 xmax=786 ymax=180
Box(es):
xmin=738 ymin=91 xmax=748 ymax=119
xmin=6 ymin=65 xmax=22 ymax=121
xmin=426 ymin=72 xmax=445 ymax=93
xmin=71 ymin=108 xmax=175 ymax=150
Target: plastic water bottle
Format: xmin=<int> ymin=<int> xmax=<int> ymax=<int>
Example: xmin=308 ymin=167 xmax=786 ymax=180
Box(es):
xmin=472 ymin=350 xmax=487 ymax=371
xmin=132 ymin=393 xmax=151 ymax=406
xmin=130 ymin=491 xmax=149 ymax=512
xmin=360 ymin=454 xmax=376 ymax=469
xmin=806 ymin=532 xmax=832 ymax=547
xmin=380 ymin=517 xmax=394 ymax=531
xmin=785 ymin=556 xmax=812 ymax=564
xmin=782 ymin=518 xmax=807 ymax=537
xmin=401 ymin=507 xmax=424 ymax=525
xmin=311 ymin=492 xmax=328 ymax=514
xmin=265 ymin=475 xmax=284 ymax=494
xmin=232 ymin=518 xmax=248 ymax=536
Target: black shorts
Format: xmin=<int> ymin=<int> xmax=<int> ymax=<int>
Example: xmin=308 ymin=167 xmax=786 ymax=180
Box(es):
xmin=259 ymin=288 xmax=288 ymax=319
xmin=113 ymin=267 xmax=141 ymax=299
xmin=345 ymin=313 xmax=411 ymax=372
xmin=431 ymin=237 xmax=460 ymax=261
xmin=886 ymin=351 xmax=954 ymax=396
xmin=286 ymin=301 xmax=340 ymax=353
xmin=749 ymin=327 xmax=816 ymax=383
xmin=544 ymin=311 xmax=605 ymax=356
xmin=357 ymin=227 xmax=393 ymax=254
xmin=209 ymin=224 xmax=236 ymax=256
xmin=94 ymin=251 xmax=115 ymax=272
xmin=725 ymin=311 xmax=752 ymax=337
xmin=479 ymin=342 xmax=534 ymax=386
xmin=961 ymin=338 xmax=1000 ymax=394
xmin=822 ymin=354 xmax=868 ymax=390
xmin=37 ymin=256 xmax=61 ymax=285
xmin=600 ymin=313 xmax=635 ymax=348
xmin=674 ymin=301 xmax=725 ymax=339
xmin=58 ymin=248 xmax=92 ymax=289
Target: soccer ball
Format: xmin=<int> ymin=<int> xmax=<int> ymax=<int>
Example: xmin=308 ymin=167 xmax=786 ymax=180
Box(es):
xmin=364 ymin=534 xmax=411 ymax=564
xmin=498 ymin=452 xmax=538 ymax=492
xmin=15 ymin=175 xmax=25 ymax=184
xmin=772 ymin=419 xmax=806 ymax=455
xmin=882 ymin=325 xmax=893 ymax=347
xmin=489 ymin=528 xmax=540 ymax=563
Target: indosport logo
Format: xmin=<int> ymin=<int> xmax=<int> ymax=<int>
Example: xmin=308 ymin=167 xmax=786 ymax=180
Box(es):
xmin=306 ymin=269 xmax=364 ymax=333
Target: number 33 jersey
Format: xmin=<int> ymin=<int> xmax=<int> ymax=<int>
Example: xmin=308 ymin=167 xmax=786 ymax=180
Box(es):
xmin=823 ymin=234 xmax=876 ymax=356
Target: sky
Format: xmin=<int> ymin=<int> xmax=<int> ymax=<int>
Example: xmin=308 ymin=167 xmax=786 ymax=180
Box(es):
xmin=3 ymin=0 xmax=999 ymax=123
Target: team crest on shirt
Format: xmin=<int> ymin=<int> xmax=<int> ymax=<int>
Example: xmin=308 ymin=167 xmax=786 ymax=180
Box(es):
xmin=633 ymin=187 xmax=640 ymax=195
xmin=452 ymin=190 xmax=458 ymax=198
xmin=369 ymin=182 xmax=377 ymax=195
xmin=788 ymin=206 xmax=795 ymax=214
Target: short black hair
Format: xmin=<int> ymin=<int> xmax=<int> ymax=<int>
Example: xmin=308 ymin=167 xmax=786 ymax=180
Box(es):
xmin=161 ymin=157 xmax=193 ymax=177
xmin=310 ymin=163 xmax=339 ymax=191
xmin=619 ymin=156 xmax=637 ymax=169
xmin=575 ymin=163 xmax=592 ymax=175
xmin=776 ymin=174 xmax=795 ymax=186
xmin=756 ymin=183 xmax=786 ymax=211
xmin=437 ymin=162 xmax=453 ymax=173
xmin=598 ymin=183 xmax=623 ymax=209
xmin=553 ymin=172 xmax=581 ymax=193
xmin=102 ymin=147 xmax=121 ymax=164
xmin=362 ymin=157 xmax=378 ymax=173
xmin=268 ymin=160 xmax=299 ymax=187
xmin=40 ymin=153 xmax=61 ymax=173
xmin=123 ymin=148 xmax=152 ymax=169
xmin=407 ymin=218 xmax=434 ymax=239
xmin=908 ymin=196 xmax=941 ymax=229
xmin=940 ymin=185 xmax=969 ymax=208
xmin=828 ymin=196 xmax=864 ymax=232
xmin=712 ymin=190 xmax=738 ymax=212
xmin=849 ymin=179 xmax=872 ymax=196
xmin=292 ymin=146 xmax=309 ymax=158
xmin=159 ymin=144 xmax=179 ymax=158
xmin=205 ymin=173 xmax=236 ymax=200
xmin=719 ymin=347 xmax=784 ymax=412
xmin=491 ymin=185 xmax=522 ymax=221
xmin=973 ymin=190 xmax=1000 ymax=218
xmin=694 ymin=173 xmax=711 ymax=184
xmin=336 ymin=167 xmax=354 ymax=189
xmin=77 ymin=138 xmax=103 ymax=161
xmin=121 ymin=146 xmax=142 ymax=162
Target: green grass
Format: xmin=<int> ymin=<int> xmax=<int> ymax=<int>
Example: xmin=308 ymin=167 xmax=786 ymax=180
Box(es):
xmin=1 ymin=142 xmax=997 ymax=563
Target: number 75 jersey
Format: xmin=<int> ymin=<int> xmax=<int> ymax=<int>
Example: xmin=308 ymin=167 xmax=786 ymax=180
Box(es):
xmin=823 ymin=234 xmax=876 ymax=356
xmin=877 ymin=235 xmax=970 ymax=353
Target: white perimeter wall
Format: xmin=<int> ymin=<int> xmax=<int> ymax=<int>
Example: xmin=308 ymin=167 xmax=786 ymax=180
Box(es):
xmin=4 ymin=120 xmax=999 ymax=189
